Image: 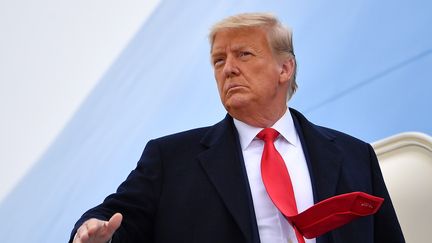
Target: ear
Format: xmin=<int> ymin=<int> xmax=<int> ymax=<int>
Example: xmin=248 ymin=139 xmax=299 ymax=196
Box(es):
xmin=279 ymin=57 xmax=295 ymax=84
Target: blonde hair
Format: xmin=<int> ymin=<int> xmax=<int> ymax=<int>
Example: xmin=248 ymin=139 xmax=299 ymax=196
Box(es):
xmin=209 ymin=13 xmax=297 ymax=100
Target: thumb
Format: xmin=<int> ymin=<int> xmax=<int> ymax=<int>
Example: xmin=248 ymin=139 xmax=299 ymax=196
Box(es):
xmin=105 ymin=213 xmax=123 ymax=235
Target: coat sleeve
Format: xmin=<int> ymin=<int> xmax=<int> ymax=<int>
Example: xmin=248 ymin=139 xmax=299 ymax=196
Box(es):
xmin=69 ymin=139 xmax=163 ymax=243
xmin=368 ymin=144 xmax=405 ymax=242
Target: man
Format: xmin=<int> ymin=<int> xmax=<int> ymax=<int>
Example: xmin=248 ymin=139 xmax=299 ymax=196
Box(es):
xmin=70 ymin=13 xmax=404 ymax=243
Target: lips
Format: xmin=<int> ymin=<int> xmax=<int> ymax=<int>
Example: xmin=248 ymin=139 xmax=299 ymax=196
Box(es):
xmin=225 ymin=83 xmax=246 ymax=93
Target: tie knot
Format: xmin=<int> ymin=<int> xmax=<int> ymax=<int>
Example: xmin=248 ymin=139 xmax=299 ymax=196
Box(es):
xmin=257 ymin=128 xmax=280 ymax=142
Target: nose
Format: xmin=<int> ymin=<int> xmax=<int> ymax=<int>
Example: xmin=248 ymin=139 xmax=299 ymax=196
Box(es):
xmin=222 ymin=56 xmax=240 ymax=78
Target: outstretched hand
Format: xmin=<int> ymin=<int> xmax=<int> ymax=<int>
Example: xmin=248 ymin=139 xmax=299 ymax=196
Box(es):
xmin=73 ymin=213 xmax=123 ymax=243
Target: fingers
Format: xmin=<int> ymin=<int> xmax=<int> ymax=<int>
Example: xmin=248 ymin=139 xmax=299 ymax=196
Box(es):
xmin=74 ymin=214 xmax=122 ymax=243
xmin=75 ymin=220 xmax=100 ymax=243
xmin=106 ymin=213 xmax=123 ymax=234
xmin=73 ymin=230 xmax=82 ymax=243
xmin=75 ymin=221 xmax=92 ymax=242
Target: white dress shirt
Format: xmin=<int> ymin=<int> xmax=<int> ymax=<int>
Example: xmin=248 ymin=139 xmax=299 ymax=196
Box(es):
xmin=233 ymin=109 xmax=316 ymax=243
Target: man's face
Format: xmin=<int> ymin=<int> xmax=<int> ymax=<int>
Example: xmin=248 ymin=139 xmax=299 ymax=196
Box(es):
xmin=211 ymin=27 xmax=291 ymax=118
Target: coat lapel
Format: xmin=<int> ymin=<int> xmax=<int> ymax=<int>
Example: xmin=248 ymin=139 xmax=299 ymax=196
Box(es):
xmin=196 ymin=110 xmax=344 ymax=243
xmin=197 ymin=115 xmax=255 ymax=243
xmin=290 ymin=108 xmax=343 ymax=202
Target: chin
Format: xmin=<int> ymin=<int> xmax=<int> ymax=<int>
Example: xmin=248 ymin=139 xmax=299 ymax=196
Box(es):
xmin=224 ymin=97 xmax=250 ymax=113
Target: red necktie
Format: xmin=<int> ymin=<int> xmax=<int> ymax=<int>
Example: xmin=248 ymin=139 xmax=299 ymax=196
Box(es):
xmin=257 ymin=128 xmax=385 ymax=240
xmin=290 ymin=191 xmax=384 ymax=238
xmin=257 ymin=128 xmax=305 ymax=243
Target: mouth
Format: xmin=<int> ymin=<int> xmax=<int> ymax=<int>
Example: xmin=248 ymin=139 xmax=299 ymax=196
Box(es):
xmin=225 ymin=83 xmax=246 ymax=93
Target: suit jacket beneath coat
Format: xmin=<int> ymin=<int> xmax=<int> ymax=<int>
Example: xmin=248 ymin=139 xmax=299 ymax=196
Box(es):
xmin=70 ymin=108 xmax=405 ymax=243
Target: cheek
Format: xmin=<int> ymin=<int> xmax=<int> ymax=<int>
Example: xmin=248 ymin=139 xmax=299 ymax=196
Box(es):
xmin=214 ymin=74 xmax=225 ymax=95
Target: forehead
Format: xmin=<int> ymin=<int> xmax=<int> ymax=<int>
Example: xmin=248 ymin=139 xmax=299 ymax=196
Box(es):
xmin=211 ymin=27 xmax=270 ymax=54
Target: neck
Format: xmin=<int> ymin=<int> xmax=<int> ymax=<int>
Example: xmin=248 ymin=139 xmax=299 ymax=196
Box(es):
xmin=230 ymin=105 xmax=287 ymax=128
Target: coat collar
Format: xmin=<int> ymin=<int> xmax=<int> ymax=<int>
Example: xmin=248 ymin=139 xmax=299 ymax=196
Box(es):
xmin=290 ymin=108 xmax=343 ymax=202
xmin=197 ymin=110 xmax=344 ymax=243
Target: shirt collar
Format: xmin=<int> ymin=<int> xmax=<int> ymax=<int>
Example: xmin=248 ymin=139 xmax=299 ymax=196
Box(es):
xmin=233 ymin=108 xmax=298 ymax=150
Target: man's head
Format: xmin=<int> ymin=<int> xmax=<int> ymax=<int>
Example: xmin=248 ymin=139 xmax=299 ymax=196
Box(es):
xmin=209 ymin=13 xmax=297 ymax=127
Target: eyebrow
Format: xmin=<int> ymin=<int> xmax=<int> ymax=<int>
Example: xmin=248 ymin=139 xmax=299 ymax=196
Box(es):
xmin=211 ymin=48 xmax=224 ymax=55
xmin=211 ymin=44 xmax=248 ymax=55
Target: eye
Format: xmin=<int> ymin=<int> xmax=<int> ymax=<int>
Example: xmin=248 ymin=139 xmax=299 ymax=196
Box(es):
xmin=213 ymin=58 xmax=225 ymax=67
xmin=239 ymin=51 xmax=253 ymax=59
